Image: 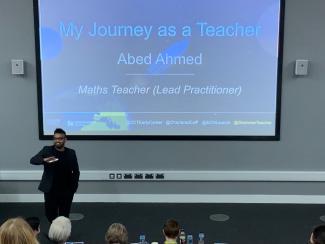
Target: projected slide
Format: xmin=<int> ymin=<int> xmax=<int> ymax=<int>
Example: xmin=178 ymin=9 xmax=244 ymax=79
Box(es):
xmin=35 ymin=0 xmax=283 ymax=138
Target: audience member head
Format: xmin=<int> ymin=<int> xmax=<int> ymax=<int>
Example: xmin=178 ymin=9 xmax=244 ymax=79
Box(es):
xmin=163 ymin=219 xmax=180 ymax=240
xmin=310 ymin=225 xmax=325 ymax=244
xmin=25 ymin=216 xmax=40 ymax=236
xmin=0 ymin=217 xmax=39 ymax=244
xmin=48 ymin=216 xmax=71 ymax=244
xmin=105 ymin=223 xmax=128 ymax=244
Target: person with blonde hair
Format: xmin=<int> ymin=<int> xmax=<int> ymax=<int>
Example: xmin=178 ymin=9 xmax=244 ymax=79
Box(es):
xmin=0 ymin=217 xmax=39 ymax=244
xmin=105 ymin=223 xmax=128 ymax=244
xmin=48 ymin=216 xmax=71 ymax=244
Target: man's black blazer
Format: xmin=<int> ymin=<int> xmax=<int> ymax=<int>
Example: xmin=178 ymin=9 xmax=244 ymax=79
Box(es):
xmin=30 ymin=146 xmax=80 ymax=193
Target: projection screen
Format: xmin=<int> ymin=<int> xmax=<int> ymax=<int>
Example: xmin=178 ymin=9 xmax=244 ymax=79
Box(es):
xmin=34 ymin=0 xmax=284 ymax=140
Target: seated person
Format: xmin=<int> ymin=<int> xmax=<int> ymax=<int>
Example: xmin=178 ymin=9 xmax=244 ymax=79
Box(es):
xmin=163 ymin=219 xmax=180 ymax=244
xmin=48 ymin=216 xmax=71 ymax=244
xmin=25 ymin=216 xmax=41 ymax=237
xmin=310 ymin=225 xmax=325 ymax=244
xmin=105 ymin=223 xmax=128 ymax=244
xmin=0 ymin=217 xmax=39 ymax=244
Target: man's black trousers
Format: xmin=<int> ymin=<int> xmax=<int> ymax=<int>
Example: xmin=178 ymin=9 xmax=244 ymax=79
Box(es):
xmin=44 ymin=190 xmax=74 ymax=222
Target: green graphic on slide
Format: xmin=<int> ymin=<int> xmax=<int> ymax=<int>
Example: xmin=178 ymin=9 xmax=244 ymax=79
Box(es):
xmin=81 ymin=112 xmax=128 ymax=131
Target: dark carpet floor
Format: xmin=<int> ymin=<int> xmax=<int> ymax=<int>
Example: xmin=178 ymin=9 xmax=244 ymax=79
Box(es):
xmin=0 ymin=203 xmax=324 ymax=244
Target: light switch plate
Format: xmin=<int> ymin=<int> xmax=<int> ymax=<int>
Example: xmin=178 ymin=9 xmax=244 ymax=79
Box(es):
xmin=11 ymin=59 xmax=24 ymax=75
xmin=295 ymin=59 xmax=309 ymax=76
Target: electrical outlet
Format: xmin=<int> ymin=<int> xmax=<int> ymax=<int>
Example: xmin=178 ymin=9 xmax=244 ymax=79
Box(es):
xmin=145 ymin=173 xmax=154 ymax=179
xmin=124 ymin=173 xmax=133 ymax=179
xmin=134 ymin=173 xmax=143 ymax=179
xmin=156 ymin=173 xmax=165 ymax=180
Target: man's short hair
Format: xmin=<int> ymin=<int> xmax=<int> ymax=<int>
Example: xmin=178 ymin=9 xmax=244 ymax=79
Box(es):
xmin=25 ymin=217 xmax=40 ymax=232
xmin=54 ymin=128 xmax=66 ymax=136
xmin=312 ymin=225 xmax=325 ymax=244
xmin=105 ymin=223 xmax=128 ymax=244
xmin=163 ymin=219 xmax=180 ymax=239
xmin=48 ymin=216 xmax=71 ymax=243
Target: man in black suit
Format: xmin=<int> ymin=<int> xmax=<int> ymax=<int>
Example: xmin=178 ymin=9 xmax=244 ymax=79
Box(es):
xmin=30 ymin=128 xmax=80 ymax=222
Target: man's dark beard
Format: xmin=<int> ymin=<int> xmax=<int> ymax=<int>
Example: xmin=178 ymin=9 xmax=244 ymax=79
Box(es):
xmin=54 ymin=143 xmax=64 ymax=150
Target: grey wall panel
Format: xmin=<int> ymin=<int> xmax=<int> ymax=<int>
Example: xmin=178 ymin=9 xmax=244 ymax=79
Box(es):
xmin=1 ymin=0 xmax=325 ymax=196
xmin=2 ymin=181 xmax=325 ymax=195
